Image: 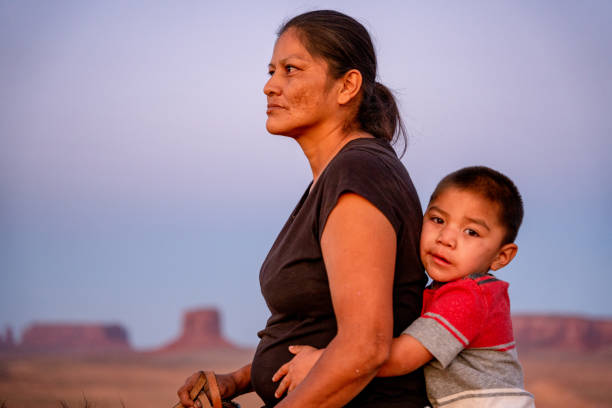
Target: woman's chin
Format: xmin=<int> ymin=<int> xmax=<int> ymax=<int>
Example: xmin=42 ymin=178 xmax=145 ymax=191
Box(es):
xmin=266 ymin=122 xmax=294 ymax=137
xmin=265 ymin=121 xmax=283 ymax=135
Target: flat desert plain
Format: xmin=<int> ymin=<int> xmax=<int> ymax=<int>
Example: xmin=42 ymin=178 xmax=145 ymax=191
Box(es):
xmin=1 ymin=347 xmax=611 ymax=407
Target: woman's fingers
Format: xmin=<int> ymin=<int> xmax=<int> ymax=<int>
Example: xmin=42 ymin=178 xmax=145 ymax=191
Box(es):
xmin=177 ymin=371 xmax=201 ymax=406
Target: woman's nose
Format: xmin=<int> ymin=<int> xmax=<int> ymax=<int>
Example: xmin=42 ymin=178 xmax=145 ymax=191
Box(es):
xmin=263 ymin=73 xmax=281 ymax=96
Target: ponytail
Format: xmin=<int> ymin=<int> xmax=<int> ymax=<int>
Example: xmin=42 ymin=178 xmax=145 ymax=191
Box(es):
xmin=358 ymin=82 xmax=406 ymax=150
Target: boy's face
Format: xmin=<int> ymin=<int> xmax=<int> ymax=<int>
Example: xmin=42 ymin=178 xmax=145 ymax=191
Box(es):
xmin=420 ymin=187 xmax=517 ymax=282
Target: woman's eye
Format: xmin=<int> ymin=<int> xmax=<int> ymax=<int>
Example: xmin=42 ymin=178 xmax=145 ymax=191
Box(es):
xmin=465 ymin=229 xmax=479 ymax=237
xmin=431 ymin=216 xmax=443 ymax=224
xmin=286 ymin=65 xmax=297 ymax=72
xmin=268 ymin=69 xmax=275 ymax=76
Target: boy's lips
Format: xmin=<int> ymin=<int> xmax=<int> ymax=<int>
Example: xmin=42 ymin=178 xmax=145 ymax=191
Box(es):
xmin=431 ymin=253 xmax=451 ymax=266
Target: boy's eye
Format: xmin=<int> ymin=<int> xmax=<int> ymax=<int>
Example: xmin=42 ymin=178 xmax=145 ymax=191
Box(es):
xmin=268 ymin=69 xmax=275 ymax=76
xmin=465 ymin=228 xmax=479 ymax=237
xmin=431 ymin=216 xmax=444 ymax=224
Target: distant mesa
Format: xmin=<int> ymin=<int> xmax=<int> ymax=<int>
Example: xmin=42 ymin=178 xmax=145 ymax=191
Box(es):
xmin=19 ymin=323 xmax=131 ymax=353
xmin=3 ymin=312 xmax=610 ymax=354
xmin=513 ymin=314 xmax=612 ymax=351
xmin=0 ymin=326 xmax=15 ymax=351
xmin=157 ymin=307 xmax=237 ymax=352
xmin=1 ymin=307 xmax=236 ymax=354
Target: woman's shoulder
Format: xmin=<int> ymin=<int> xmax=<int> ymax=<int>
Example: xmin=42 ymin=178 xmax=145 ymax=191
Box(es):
xmin=326 ymin=137 xmax=402 ymax=177
xmin=314 ymin=137 xmax=421 ymax=232
xmin=339 ymin=137 xmax=396 ymax=159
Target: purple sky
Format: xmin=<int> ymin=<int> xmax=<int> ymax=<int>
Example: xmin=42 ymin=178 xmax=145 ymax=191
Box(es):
xmin=1 ymin=1 xmax=611 ymax=348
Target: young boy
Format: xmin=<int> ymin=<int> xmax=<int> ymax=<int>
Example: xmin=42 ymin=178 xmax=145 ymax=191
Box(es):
xmin=272 ymin=166 xmax=535 ymax=407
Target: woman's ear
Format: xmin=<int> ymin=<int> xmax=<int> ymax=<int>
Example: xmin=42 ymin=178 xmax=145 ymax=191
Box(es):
xmin=337 ymin=69 xmax=362 ymax=105
xmin=490 ymin=243 xmax=518 ymax=271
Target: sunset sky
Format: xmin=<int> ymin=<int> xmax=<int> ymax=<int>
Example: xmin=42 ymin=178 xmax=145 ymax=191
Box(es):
xmin=2 ymin=1 xmax=611 ymax=348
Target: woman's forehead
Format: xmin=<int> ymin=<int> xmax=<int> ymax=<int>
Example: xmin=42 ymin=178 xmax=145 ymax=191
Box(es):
xmin=273 ymin=29 xmax=308 ymax=56
xmin=271 ymin=29 xmax=330 ymax=69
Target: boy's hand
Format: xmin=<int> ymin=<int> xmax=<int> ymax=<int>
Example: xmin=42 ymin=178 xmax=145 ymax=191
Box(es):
xmin=272 ymin=345 xmax=324 ymax=398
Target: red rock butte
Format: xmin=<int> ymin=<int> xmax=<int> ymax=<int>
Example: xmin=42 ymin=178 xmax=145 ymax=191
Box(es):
xmin=20 ymin=323 xmax=131 ymax=353
xmin=513 ymin=314 xmax=612 ymax=351
xmin=158 ymin=308 xmax=236 ymax=352
xmin=0 ymin=326 xmax=15 ymax=350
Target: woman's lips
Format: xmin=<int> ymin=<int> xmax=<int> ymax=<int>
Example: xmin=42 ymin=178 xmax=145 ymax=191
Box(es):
xmin=266 ymin=103 xmax=285 ymax=113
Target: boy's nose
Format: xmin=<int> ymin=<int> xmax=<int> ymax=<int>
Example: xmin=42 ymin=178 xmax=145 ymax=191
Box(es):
xmin=436 ymin=227 xmax=456 ymax=248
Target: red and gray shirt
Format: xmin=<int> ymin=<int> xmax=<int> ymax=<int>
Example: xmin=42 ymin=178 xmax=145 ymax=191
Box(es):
xmin=404 ymin=274 xmax=535 ymax=407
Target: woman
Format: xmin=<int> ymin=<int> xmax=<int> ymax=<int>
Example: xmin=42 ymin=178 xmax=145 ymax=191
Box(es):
xmin=178 ymin=10 xmax=428 ymax=407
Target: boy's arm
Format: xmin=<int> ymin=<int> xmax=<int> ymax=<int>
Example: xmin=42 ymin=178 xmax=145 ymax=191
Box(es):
xmin=273 ymin=334 xmax=433 ymax=398
xmin=377 ymin=334 xmax=433 ymax=377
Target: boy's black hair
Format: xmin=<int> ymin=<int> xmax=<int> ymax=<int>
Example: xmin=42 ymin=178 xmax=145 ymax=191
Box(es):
xmin=430 ymin=166 xmax=524 ymax=244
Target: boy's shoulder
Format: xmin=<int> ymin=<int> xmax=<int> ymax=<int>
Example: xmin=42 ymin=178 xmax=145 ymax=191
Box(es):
xmin=428 ymin=273 xmax=508 ymax=291
xmin=424 ymin=274 xmax=510 ymax=310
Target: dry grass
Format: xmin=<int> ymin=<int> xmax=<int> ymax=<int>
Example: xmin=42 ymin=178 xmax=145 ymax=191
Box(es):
xmin=58 ymin=397 xmax=93 ymax=408
xmin=1 ymin=347 xmax=611 ymax=407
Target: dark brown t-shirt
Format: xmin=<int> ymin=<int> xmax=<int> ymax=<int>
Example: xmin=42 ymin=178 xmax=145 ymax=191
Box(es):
xmin=251 ymin=138 xmax=428 ymax=407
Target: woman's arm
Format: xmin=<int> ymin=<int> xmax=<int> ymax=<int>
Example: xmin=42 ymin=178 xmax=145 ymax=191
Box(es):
xmin=177 ymin=364 xmax=252 ymax=407
xmin=275 ymin=193 xmax=396 ymax=408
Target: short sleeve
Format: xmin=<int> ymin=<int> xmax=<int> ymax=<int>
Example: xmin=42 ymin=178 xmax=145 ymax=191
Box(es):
xmin=315 ymin=147 xmax=402 ymax=239
xmin=403 ymin=280 xmax=487 ymax=367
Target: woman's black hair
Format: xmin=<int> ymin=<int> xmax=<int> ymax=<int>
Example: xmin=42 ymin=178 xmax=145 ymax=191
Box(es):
xmin=278 ymin=10 xmax=407 ymax=152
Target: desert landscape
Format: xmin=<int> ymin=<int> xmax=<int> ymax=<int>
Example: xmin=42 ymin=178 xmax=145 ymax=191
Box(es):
xmin=1 ymin=310 xmax=611 ymax=408
xmin=0 ymin=349 xmax=263 ymax=408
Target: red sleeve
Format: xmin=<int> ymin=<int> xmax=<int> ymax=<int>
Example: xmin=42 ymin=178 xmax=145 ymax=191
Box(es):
xmin=421 ymin=280 xmax=487 ymax=347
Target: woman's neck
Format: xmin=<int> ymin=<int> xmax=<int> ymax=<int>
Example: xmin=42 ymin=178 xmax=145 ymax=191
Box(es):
xmin=296 ymin=126 xmax=373 ymax=185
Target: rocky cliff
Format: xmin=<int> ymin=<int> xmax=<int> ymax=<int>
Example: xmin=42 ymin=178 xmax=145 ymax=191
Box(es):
xmin=158 ymin=308 xmax=236 ymax=352
xmin=513 ymin=314 xmax=612 ymax=351
xmin=20 ymin=323 xmax=131 ymax=353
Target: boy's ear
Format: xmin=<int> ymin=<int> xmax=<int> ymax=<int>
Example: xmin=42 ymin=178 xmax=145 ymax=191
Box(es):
xmin=490 ymin=243 xmax=518 ymax=271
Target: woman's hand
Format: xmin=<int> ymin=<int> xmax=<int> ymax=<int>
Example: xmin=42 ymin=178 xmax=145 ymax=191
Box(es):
xmin=177 ymin=371 xmax=205 ymax=407
xmin=177 ymin=364 xmax=252 ymax=407
xmin=272 ymin=345 xmax=324 ymax=398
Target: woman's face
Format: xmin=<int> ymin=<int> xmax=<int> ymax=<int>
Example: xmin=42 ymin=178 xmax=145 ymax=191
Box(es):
xmin=264 ymin=28 xmax=340 ymax=137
